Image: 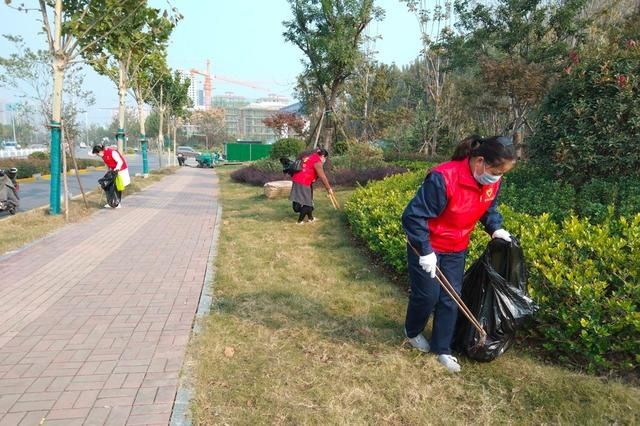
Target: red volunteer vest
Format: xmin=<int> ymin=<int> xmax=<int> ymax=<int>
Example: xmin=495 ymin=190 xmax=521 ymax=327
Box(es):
xmin=292 ymin=153 xmax=321 ymax=186
xmin=428 ymin=159 xmax=500 ymax=253
xmin=103 ymin=147 xmax=128 ymax=171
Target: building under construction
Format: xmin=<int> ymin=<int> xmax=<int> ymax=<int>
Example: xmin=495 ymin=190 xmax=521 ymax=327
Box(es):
xmin=181 ymin=60 xmax=292 ymax=141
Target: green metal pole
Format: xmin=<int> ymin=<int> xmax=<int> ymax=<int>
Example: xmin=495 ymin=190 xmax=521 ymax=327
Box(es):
xmin=49 ymin=120 xmax=61 ymax=215
xmin=141 ymin=134 xmax=148 ymax=175
xmin=116 ymin=128 xmax=125 ymax=152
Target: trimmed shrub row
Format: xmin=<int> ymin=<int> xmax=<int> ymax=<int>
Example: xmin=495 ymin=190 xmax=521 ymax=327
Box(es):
xmin=230 ymin=163 xmax=408 ymax=188
xmin=386 ymin=162 xmax=640 ymax=223
xmin=230 ymin=166 xmax=285 ymax=186
xmin=231 ymin=157 xmax=407 ymax=186
xmin=0 ymin=156 xmax=103 ymax=179
xmin=344 ymin=171 xmax=640 ymax=375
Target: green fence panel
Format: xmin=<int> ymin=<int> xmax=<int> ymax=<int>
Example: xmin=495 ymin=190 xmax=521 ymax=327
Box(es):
xmin=225 ymin=143 xmax=272 ymax=161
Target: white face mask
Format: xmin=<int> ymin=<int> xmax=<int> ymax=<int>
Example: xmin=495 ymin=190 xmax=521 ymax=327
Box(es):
xmin=474 ymin=163 xmax=501 ymax=185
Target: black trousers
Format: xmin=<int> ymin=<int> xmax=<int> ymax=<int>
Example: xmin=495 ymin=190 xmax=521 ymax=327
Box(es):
xmin=292 ymin=202 xmax=313 ymax=222
xmin=405 ymin=246 xmax=466 ymax=355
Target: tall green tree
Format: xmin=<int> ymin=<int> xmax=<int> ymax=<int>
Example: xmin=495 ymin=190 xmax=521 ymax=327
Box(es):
xmin=346 ymin=61 xmax=404 ymax=142
xmin=0 ymin=36 xmax=95 ymax=142
xmin=80 ymin=3 xmax=177 ymax=153
xmin=283 ymin=0 xmax=384 ymax=149
xmin=401 ymin=0 xmax=453 ymax=156
xmin=4 ymin=0 xmax=148 ymax=214
xmin=128 ymin=49 xmax=170 ymax=173
xmin=529 ymin=12 xmax=640 ymax=182
xmin=444 ymin=0 xmax=588 ymax=148
xmin=150 ymin=70 xmax=191 ymax=166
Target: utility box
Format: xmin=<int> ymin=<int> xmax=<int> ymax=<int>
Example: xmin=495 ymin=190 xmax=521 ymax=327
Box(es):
xmin=224 ymin=142 xmax=272 ymax=162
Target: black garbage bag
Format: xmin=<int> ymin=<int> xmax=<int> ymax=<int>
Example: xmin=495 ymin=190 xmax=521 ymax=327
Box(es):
xmin=453 ymin=237 xmax=537 ymax=361
xmin=98 ymin=170 xmax=120 ymax=208
xmin=279 ymin=157 xmax=302 ymax=176
xmin=0 ymin=172 xmax=19 ymax=214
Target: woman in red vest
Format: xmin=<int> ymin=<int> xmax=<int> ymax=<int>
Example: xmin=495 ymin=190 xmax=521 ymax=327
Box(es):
xmin=92 ymin=144 xmax=130 ymax=208
xmin=289 ymin=147 xmax=333 ymax=223
xmin=402 ymin=135 xmax=516 ymax=373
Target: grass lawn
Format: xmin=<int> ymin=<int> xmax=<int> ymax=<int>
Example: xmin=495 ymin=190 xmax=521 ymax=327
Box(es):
xmin=190 ymin=167 xmax=639 ymax=425
xmin=0 ymin=168 xmax=176 ymax=256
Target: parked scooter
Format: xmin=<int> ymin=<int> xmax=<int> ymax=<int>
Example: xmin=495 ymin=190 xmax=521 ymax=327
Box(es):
xmin=0 ymin=167 xmax=19 ymax=215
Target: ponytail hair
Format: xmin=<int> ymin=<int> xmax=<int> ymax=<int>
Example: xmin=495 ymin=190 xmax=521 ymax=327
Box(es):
xmin=316 ymin=147 xmax=329 ymax=158
xmin=297 ymin=147 xmax=329 ymax=160
xmin=452 ymin=134 xmax=516 ymax=166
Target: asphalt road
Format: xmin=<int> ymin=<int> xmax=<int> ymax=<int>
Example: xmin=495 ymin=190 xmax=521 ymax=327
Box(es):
xmin=0 ymin=151 xmax=181 ymax=217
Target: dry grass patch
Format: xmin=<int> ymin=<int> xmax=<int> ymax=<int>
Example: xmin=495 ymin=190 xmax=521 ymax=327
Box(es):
xmin=190 ymin=168 xmax=640 ymax=425
xmin=0 ymin=167 xmax=176 ymax=256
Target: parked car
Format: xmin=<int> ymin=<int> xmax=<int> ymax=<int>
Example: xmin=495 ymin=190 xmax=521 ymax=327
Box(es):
xmin=1 ymin=141 xmax=18 ymax=151
xmin=79 ymin=142 xmax=88 ymax=149
xmin=177 ymin=146 xmax=201 ymax=158
xmin=29 ymin=144 xmax=48 ymax=152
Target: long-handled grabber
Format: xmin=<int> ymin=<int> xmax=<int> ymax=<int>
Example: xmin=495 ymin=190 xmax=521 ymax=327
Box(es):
xmin=407 ymin=239 xmax=487 ymax=346
xmin=434 ymin=266 xmax=487 ymax=346
xmin=328 ymin=191 xmax=340 ymax=210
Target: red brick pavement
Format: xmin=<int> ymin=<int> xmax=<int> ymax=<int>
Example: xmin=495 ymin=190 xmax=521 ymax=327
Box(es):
xmin=0 ymin=168 xmax=219 ymax=426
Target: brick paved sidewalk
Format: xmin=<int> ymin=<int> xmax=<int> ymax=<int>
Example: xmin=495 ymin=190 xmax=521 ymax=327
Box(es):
xmin=0 ymin=168 xmax=220 ymax=426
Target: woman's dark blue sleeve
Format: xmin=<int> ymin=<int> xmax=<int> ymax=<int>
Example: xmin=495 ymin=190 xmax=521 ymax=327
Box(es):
xmin=479 ymin=182 xmax=504 ymax=234
xmin=401 ymin=172 xmax=447 ymax=256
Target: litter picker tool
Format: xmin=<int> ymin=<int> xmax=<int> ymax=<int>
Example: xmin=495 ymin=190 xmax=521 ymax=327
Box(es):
xmin=328 ymin=191 xmax=340 ymax=210
xmin=406 ymin=238 xmax=487 ymax=346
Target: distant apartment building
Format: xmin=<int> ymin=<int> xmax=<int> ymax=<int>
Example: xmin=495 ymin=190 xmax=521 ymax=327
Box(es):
xmin=211 ymin=93 xmax=249 ymax=137
xmin=178 ymin=69 xmax=205 ymax=110
xmin=212 ymin=94 xmax=289 ymax=141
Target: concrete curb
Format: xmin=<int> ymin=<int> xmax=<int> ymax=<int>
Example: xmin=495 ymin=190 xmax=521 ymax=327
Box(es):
xmin=169 ymin=202 xmax=223 ymax=426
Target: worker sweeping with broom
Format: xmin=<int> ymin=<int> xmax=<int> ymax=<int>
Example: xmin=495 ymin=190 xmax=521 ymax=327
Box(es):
xmin=402 ymin=135 xmax=516 ymax=373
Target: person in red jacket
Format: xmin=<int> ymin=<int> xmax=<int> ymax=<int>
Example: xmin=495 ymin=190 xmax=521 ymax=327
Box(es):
xmin=289 ymin=147 xmax=333 ymax=223
xmin=92 ymin=144 xmax=130 ymax=208
xmin=401 ymin=135 xmax=516 ymax=373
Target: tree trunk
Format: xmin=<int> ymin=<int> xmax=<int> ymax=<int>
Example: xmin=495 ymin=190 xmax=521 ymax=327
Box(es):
xmin=164 ymin=112 xmax=170 ymax=166
xmin=137 ymin=99 xmax=146 ymax=138
xmin=117 ymin=61 xmax=127 ymax=153
xmin=61 ymin=121 xmax=69 ymax=221
xmin=312 ymin=110 xmax=325 ymax=149
xmin=157 ymin=87 xmax=164 ymax=168
xmin=138 ymin=98 xmax=149 ymax=175
xmin=362 ymin=65 xmax=369 ymax=142
xmin=322 ymin=93 xmax=338 ymax=151
xmin=67 ymin=135 xmax=88 ymax=208
xmin=172 ymin=120 xmax=177 ymax=166
xmin=49 ymin=0 xmax=65 ymax=215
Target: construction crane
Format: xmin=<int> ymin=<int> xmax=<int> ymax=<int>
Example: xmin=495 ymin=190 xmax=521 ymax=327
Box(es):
xmin=189 ymin=59 xmax=275 ymax=110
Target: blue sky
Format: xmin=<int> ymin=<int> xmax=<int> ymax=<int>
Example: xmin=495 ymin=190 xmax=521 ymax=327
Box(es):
xmin=0 ymin=0 xmax=424 ymax=124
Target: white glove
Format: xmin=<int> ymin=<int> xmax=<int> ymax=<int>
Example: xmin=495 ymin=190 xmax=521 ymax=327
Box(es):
xmin=418 ymin=252 xmax=437 ymax=278
xmin=492 ymin=229 xmax=511 ymax=242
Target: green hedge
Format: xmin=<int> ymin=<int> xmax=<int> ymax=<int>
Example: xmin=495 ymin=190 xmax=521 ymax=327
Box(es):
xmin=495 ymin=164 xmax=640 ymax=223
xmin=0 ymin=157 xmax=102 ymax=179
xmin=499 ymin=164 xmax=577 ymax=222
xmin=269 ymin=138 xmax=306 ymax=160
xmin=529 ymin=33 xmax=640 ymax=184
xmin=252 ymin=158 xmax=283 ymax=173
xmin=345 ymin=171 xmax=640 ymax=374
xmin=388 ymin=160 xmax=436 ymax=173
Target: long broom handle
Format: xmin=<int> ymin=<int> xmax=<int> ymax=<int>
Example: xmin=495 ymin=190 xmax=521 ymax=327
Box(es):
xmin=406 ymin=239 xmax=486 ymax=338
